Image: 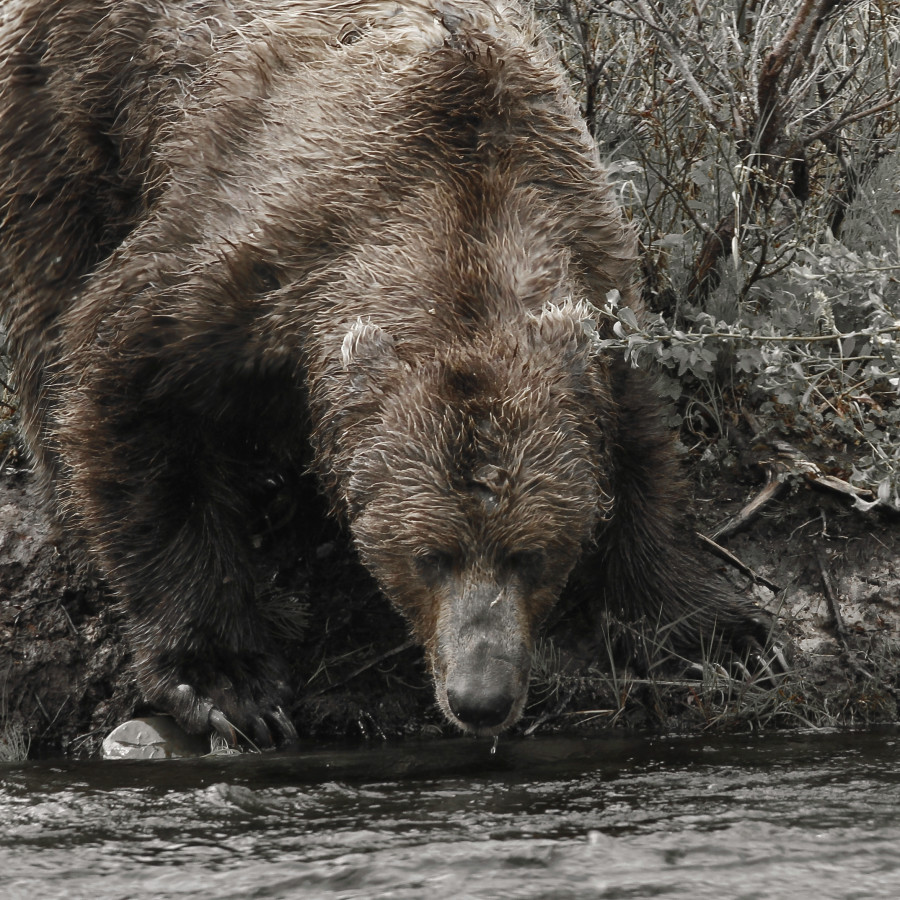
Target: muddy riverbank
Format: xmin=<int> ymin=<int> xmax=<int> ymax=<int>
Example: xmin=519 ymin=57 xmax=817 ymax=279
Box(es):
xmin=3 ymin=430 xmax=899 ymax=758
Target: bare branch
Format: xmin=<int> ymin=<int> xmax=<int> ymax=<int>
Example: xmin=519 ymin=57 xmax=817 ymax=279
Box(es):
xmin=804 ymin=91 xmax=900 ymax=145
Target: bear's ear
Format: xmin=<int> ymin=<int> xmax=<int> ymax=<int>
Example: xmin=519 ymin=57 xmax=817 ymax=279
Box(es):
xmin=341 ymin=319 xmax=403 ymax=392
xmin=528 ymin=302 xmax=596 ymax=374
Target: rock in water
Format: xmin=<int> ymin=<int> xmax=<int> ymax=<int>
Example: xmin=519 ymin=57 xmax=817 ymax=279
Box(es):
xmin=102 ymin=717 xmax=209 ymax=760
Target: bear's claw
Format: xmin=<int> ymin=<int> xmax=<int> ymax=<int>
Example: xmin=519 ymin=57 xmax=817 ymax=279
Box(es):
xmin=170 ymin=681 xmax=298 ymax=749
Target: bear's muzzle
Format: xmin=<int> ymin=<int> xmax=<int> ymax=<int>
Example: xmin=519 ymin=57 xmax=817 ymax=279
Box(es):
xmin=435 ymin=578 xmax=532 ymax=736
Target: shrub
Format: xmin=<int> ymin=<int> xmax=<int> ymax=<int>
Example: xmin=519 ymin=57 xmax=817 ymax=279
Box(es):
xmin=539 ymin=0 xmax=900 ymax=507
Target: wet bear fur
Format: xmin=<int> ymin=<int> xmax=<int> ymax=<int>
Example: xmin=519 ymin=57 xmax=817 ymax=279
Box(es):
xmin=0 ymin=0 xmax=768 ymax=744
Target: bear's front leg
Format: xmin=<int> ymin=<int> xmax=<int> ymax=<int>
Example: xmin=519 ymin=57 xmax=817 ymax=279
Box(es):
xmin=58 ymin=363 xmax=298 ymax=748
xmin=592 ymin=361 xmax=776 ymax=666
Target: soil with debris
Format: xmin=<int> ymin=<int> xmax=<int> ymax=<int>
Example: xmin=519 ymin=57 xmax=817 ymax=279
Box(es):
xmin=2 ymin=431 xmax=899 ymax=759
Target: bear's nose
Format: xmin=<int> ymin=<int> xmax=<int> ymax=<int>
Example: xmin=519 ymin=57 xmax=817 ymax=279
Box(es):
xmin=446 ymin=676 xmax=517 ymax=730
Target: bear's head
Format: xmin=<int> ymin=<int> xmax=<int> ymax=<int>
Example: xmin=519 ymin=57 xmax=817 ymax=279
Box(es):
xmin=341 ymin=304 xmax=614 ymax=735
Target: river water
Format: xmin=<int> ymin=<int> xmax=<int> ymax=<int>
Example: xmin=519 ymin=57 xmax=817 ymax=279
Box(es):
xmin=2 ymin=731 xmax=899 ymax=899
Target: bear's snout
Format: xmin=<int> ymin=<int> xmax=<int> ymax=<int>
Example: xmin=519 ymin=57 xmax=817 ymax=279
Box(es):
xmin=435 ymin=579 xmax=531 ymax=735
xmin=445 ymin=648 xmax=527 ymax=731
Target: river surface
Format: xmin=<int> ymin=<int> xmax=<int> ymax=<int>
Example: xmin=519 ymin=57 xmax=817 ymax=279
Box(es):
xmin=2 ymin=731 xmax=899 ymax=899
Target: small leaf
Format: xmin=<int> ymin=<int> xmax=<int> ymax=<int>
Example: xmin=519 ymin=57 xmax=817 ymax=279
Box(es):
xmin=617 ymin=306 xmax=640 ymax=332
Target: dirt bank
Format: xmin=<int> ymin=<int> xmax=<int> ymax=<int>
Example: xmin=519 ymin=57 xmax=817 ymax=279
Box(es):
xmin=2 ymin=435 xmax=899 ymax=758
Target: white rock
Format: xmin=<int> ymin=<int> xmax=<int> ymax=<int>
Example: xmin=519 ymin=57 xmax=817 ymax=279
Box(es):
xmin=102 ymin=716 xmax=209 ymax=760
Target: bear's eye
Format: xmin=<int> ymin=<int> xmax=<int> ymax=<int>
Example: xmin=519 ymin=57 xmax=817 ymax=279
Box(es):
xmin=250 ymin=261 xmax=282 ymax=294
xmin=414 ymin=550 xmax=455 ymax=580
xmin=506 ymin=549 xmax=546 ymax=577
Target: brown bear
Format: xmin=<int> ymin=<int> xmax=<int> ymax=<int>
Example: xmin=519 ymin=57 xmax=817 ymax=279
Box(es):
xmin=0 ymin=0 xmax=768 ymax=746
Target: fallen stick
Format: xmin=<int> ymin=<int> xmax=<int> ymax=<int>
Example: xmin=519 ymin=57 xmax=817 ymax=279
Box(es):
xmin=709 ymin=466 xmax=786 ymax=542
xmin=816 ymin=550 xmax=849 ymax=643
xmin=772 ymin=440 xmax=876 ymax=505
xmin=816 ymin=551 xmax=874 ymax=680
xmin=308 ymin=639 xmax=417 ymax=696
xmin=697 ymin=532 xmax=782 ymax=593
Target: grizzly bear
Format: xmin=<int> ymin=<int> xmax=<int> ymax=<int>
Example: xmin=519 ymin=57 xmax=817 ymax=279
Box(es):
xmin=0 ymin=0 xmax=768 ymax=746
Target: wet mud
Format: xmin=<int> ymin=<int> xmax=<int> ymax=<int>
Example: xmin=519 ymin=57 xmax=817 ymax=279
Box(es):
xmin=2 ymin=441 xmax=899 ymax=758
